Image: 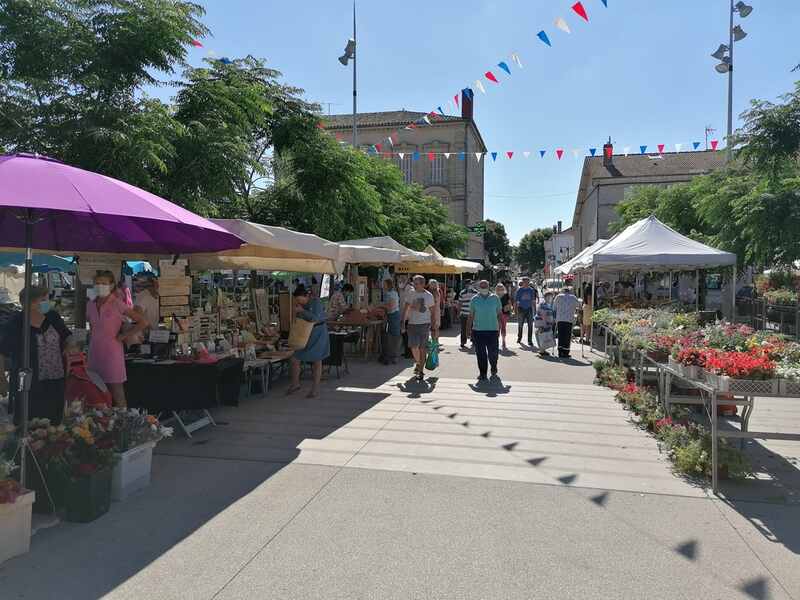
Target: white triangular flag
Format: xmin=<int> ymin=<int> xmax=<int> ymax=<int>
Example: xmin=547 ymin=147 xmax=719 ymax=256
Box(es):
xmin=511 ymin=52 xmax=523 ymax=69
xmin=475 ymin=152 xmax=483 ymax=162
xmin=675 ymin=143 xmax=683 ymax=152
xmin=398 ymin=153 xmax=405 ymax=160
xmin=475 ymin=80 xmax=486 ymax=94
xmin=386 ymin=136 xmax=394 ymax=147
xmin=423 ymin=116 xmax=431 ymax=125
xmin=523 ymin=151 xmax=531 ymax=159
xmin=572 ymin=148 xmax=580 ymax=158
xmin=555 ymin=17 xmax=571 ymax=33
xmin=444 ymin=153 xmax=451 ymax=159
xmin=623 ymin=146 xmax=630 ymax=157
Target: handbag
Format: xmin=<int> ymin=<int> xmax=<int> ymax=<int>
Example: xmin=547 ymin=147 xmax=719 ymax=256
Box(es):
xmin=425 ymin=339 xmax=439 ymax=370
xmin=287 ymin=318 xmax=314 ymax=350
xmin=536 ymin=330 xmax=555 ymax=350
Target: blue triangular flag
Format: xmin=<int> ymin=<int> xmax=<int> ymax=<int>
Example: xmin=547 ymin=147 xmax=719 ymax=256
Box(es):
xmin=412 ymin=151 xmax=420 ymax=161
xmin=589 ymin=148 xmax=597 ymax=156
xmin=458 ymin=152 xmax=465 ymax=160
xmin=692 ymin=142 xmax=701 ymax=150
xmin=537 ymin=31 xmax=552 ymax=47
xmin=437 ymin=106 xmax=445 ymax=116
xmin=462 ymin=87 xmax=474 ymax=100
xmin=491 ymin=152 xmax=498 ymax=162
xmin=498 ymin=61 xmax=511 ymax=75
xmin=539 ymin=150 xmax=546 ymax=158
xmin=640 ymin=145 xmax=648 ymax=154
xmin=220 ymin=57 xmax=233 ymax=65
xmin=601 ymin=0 xmax=607 ymax=6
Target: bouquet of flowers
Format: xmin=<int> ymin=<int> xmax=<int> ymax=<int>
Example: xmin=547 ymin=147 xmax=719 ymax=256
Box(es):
xmin=111 ymin=409 xmax=173 ymax=453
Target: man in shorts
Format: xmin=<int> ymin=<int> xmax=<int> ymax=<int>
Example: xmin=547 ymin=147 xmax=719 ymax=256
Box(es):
xmin=401 ymin=275 xmax=435 ymax=381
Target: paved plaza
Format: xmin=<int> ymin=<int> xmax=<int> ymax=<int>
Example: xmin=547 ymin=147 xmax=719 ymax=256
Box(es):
xmin=1 ymin=325 xmax=798 ymax=599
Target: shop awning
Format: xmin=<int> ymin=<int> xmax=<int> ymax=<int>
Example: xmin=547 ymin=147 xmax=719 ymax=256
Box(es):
xmin=578 ymin=216 xmax=736 ymax=271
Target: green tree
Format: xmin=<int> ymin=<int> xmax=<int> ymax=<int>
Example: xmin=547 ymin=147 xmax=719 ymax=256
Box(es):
xmin=515 ymin=228 xmax=552 ymax=274
xmin=483 ymin=220 xmax=513 ymax=266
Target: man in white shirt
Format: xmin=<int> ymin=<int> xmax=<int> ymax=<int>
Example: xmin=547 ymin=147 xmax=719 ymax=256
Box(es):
xmin=553 ymin=286 xmax=582 ymax=358
xmin=401 ymin=275 xmax=435 ymax=381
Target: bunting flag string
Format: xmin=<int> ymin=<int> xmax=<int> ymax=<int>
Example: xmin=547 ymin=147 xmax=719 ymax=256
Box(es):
xmin=693 ymin=142 xmax=701 ymax=150
xmin=498 ymin=62 xmax=511 ymax=75
xmin=485 ymin=71 xmax=499 ymax=84
xmin=556 ymin=149 xmax=564 ymax=160
xmin=537 ymin=30 xmax=552 ymax=47
xmin=710 ymin=140 xmax=719 ymax=150
xmin=657 ymin=143 xmax=665 ymax=153
xmin=555 ymin=17 xmax=571 ymax=34
xmin=572 ymin=2 xmax=589 ymax=22
xmin=475 ymin=79 xmax=486 ymax=94
xmin=506 ymin=151 xmax=514 ymax=159
xmin=511 ymin=52 xmax=524 ymax=68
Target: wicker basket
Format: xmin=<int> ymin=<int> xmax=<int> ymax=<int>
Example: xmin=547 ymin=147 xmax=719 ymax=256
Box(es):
xmin=779 ymin=379 xmax=800 ymax=397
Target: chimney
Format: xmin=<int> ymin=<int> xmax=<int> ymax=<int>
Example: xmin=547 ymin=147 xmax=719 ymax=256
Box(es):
xmin=557 ymin=220 xmax=562 ymax=233
xmin=602 ymin=137 xmax=613 ymax=167
xmin=461 ymin=88 xmax=474 ymax=121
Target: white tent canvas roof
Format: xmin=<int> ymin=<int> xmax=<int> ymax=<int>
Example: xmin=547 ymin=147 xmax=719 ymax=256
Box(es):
xmin=339 ymin=236 xmax=435 ymax=263
xmin=555 ymin=238 xmax=610 ymax=275
xmin=396 ymin=245 xmax=482 ymax=274
xmin=580 ymin=215 xmax=735 ymax=271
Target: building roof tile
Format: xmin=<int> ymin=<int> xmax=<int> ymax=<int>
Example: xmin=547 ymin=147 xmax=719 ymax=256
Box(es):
xmin=324 ymin=110 xmax=464 ymax=129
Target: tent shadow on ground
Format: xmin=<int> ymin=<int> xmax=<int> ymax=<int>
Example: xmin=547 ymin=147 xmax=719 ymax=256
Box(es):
xmin=0 ymin=372 xmax=394 ymax=599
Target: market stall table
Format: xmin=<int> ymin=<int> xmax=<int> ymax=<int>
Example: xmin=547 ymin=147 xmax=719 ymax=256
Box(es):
xmin=327 ymin=318 xmax=384 ymax=359
xmin=125 ymin=356 xmax=244 ymax=437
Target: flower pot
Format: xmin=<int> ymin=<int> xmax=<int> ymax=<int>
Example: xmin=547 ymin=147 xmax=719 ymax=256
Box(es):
xmin=647 ymin=350 xmax=669 ymax=364
xmin=112 ymin=441 xmax=156 ymax=501
xmin=24 ymin=462 xmax=67 ymax=515
xmin=684 ymin=365 xmax=702 ymax=380
xmin=668 ymin=356 xmax=681 ymax=374
xmin=0 ymin=490 xmax=35 ymax=565
xmin=62 ymin=468 xmax=112 ymax=523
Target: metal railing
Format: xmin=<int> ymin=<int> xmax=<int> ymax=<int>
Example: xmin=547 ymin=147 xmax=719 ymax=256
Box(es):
xmin=736 ymin=298 xmax=800 ymax=340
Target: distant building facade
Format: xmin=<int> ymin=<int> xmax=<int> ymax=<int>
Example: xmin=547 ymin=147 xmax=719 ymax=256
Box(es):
xmin=571 ymin=142 xmax=726 ymax=252
xmin=325 ymin=92 xmax=487 ymax=259
xmin=544 ymin=222 xmax=574 ymax=276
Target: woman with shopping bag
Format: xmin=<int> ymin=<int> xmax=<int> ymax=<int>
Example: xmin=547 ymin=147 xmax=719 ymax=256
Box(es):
xmin=288 ymin=285 xmax=330 ymax=398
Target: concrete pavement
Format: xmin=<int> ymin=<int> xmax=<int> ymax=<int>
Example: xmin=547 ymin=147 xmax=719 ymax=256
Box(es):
xmin=1 ymin=325 xmax=797 ymax=599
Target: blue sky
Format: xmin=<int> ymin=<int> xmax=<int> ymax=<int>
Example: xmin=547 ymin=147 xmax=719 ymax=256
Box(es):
xmin=169 ymin=1 xmax=799 ymax=244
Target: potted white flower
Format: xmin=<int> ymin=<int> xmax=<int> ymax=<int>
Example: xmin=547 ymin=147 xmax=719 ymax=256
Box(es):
xmin=110 ymin=409 xmax=172 ymax=501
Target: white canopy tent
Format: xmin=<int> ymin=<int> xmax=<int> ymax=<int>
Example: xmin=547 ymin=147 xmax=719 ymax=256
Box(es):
xmin=575 ymin=216 xmax=737 ymax=315
xmin=396 ymin=245 xmax=482 ymax=274
xmin=339 ymin=236 xmax=436 ymax=264
xmin=554 ymin=238 xmax=610 ymax=275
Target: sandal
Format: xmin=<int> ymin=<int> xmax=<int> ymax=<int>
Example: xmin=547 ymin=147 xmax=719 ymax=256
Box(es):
xmin=286 ymin=385 xmax=301 ymax=396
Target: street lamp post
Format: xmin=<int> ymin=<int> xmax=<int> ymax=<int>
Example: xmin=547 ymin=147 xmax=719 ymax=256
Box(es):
xmin=711 ymin=1 xmax=753 ymax=161
xmin=338 ymin=3 xmax=357 ymax=147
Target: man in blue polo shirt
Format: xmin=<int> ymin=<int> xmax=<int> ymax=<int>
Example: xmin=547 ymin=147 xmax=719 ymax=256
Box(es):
xmin=468 ymin=280 xmax=503 ymax=383
xmin=515 ymin=276 xmax=538 ymax=346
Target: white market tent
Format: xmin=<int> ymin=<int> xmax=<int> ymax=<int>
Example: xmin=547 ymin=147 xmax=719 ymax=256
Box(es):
xmin=339 ymin=236 xmax=436 ymax=264
xmin=574 ymin=215 xmax=737 ymax=314
xmin=189 ymin=220 xmax=399 ymax=274
xmin=396 ymin=245 xmax=481 ymax=274
xmin=554 ymin=238 xmax=610 ymax=275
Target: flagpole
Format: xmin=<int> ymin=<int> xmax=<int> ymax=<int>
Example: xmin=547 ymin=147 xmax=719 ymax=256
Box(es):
xmin=352 ymin=1 xmax=357 ymax=148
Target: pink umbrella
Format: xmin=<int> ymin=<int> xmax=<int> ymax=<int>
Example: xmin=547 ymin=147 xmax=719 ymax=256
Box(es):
xmin=0 ymin=154 xmax=243 ymax=487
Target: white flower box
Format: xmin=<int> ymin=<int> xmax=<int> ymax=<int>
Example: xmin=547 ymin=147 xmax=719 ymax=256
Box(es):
xmin=112 ymin=441 xmax=157 ymax=501
xmin=683 ymin=365 xmax=703 ymax=380
xmin=0 ymin=490 xmax=35 ymax=565
xmin=727 ymin=378 xmax=780 ymax=396
xmin=668 ymin=356 xmax=682 ymax=375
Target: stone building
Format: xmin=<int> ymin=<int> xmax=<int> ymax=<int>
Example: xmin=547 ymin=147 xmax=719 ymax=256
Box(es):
xmin=325 ymin=92 xmax=487 ymax=259
xmin=571 ymin=142 xmax=726 ymax=252
xmin=544 ymin=222 xmax=574 ymax=276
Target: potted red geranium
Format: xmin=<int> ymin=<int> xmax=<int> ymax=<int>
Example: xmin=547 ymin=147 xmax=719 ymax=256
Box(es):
xmin=704 ymin=350 xmax=779 ymax=395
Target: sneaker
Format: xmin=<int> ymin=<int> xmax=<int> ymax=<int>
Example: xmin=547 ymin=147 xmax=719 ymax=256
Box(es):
xmin=490 ymin=372 xmax=500 ymax=382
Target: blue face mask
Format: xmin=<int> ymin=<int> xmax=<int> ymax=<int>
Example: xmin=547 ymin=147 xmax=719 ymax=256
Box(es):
xmin=38 ymin=300 xmax=51 ymax=314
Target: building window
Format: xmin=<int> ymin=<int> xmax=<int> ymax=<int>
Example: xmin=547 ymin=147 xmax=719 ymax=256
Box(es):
xmin=396 ymin=154 xmax=413 ymax=184
xmin=431 ymin=154 xmax=446 ymax=184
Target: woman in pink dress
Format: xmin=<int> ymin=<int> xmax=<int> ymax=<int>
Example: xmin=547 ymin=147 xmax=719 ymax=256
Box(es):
xmin=87 ymin=271 xmax=148 ymax=407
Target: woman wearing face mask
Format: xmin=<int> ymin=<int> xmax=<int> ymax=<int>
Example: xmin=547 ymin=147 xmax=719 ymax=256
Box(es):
xmin=0 ymin=284 xmax=71 ymax=425
xmin=87 ymin=271 xmax=148 ymax=407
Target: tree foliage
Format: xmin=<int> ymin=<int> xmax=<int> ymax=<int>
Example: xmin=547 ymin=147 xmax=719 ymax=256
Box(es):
xmin=515 ymin=228 xmax=553 ymax=274
xmin=483 ymin=220 xmax=512 ymax=266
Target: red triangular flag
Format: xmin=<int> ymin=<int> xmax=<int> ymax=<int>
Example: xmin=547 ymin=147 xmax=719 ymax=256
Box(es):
xmin=571 ymin=2 xmax=589 ymax=21
xmin=427 ymin=152 xmax=435 ymax=162
xmin=316 ymin=122 xmax=325 ymax=130
xmin=335 ymin=133 xmax=342 ymax=141
xmin=506 ymin=151 xmax=514 ymax=159
xmin=710 ymin=140 xmax=719 ymax=150
xmin=657 ymin=144 xmax=665 ymax=154
xmin=408 ymin=122 xmax=418 ymax=129
xmin=556 ymin=148 xmax=564 ymax=160
xmin=454 ymin=94 xmax=460 ymax=108
xmin=485 ymin=71 xmax=499 ymax=84
xmin=375 ymin=143 xmax=382 ymax=153
xmin=190 ymin=39 xmax=203 ymax=47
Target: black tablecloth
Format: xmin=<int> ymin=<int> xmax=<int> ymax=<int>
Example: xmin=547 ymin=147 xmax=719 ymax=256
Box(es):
xmin=125 ymin=357 xmax=244 ymax=411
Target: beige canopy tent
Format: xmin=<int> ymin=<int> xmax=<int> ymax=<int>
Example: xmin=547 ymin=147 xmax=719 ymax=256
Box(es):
xmin=188 ymin=220 xmax=400 ymax=274
xmin=395 ymin=245 xmax=482 ymax=274
xmin=339 ymin=236 xmax=436 ymax=265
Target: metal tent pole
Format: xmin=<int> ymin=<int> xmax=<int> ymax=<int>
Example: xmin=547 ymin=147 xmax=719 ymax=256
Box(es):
xmin=19 ymin=212 xmax=34 ymax=487
xmin=696 ymin=269 xmax=700 ymax=313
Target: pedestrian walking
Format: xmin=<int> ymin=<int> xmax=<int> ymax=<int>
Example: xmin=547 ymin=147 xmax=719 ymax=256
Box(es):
xmin=468 ymin=280 xmax=502 ymax=382
xmin=379 ymin=278 xmax=401 ymax=364
xmin=515 ymin=276 xmax=538 ymax=346
xmin=581 ymin=284 xmax=593 ymax=345
xmin=401 ymin=275 xmax=436 ymax=381
xmin=496 ymin=282 xmax=512 ymax=351
xmin=427 ymin=278 xmax=442 ymax=346
xmin=553 ymin=286 xmax=581 ymax=359
xmin=288 ymin=285 xmax=330 ymax=398
xmin=458 ymin=280 xmax=477 ymax=348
